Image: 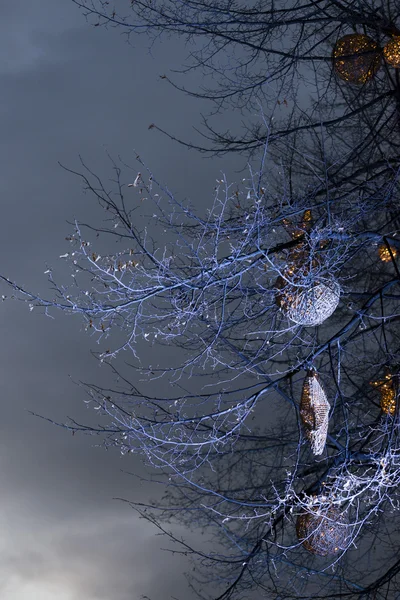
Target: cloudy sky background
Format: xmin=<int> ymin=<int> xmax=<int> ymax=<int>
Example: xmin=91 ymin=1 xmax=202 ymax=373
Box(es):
xmin=0 ymin=2 xmax=246 ymax=598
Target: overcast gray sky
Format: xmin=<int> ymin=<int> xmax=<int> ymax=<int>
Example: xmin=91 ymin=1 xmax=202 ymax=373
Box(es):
xmin=0 ymin=2 xmax=245 ymax=598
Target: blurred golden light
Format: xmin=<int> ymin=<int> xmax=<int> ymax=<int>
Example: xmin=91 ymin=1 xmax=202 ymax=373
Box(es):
xmin=370 ymin=373 xmax=397 ymax=415
xmin=378 ymin=244 xmax=398 ymax=262
xmin=383 ymin=37 xmax=400 ymax=68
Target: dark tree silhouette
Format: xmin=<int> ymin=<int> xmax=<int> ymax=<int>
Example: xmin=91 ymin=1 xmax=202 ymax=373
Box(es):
xmin=2 ymin=138 xmax=400 ymax=598
xmin=3 ymin=1 xmax=400 ymax=597
xmin=71 ymin=0 xmax=400 ymax=159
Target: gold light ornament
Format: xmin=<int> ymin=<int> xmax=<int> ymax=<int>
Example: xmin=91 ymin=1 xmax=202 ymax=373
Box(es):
xmin=296 ymin=506 xmax=350 ymax=556
xmin=282 ymin=209 xmax=313 ymax=240
xmin=333 ymin=34 xmax=381 ymax=84
xmin=370 ymin=373 xmax=398 ymax=415
xmin=383 ymin=36 xmax=400 ymax=68
xmin=378 ymin=243 xmax=398 ymax=262
xmin=276 ymin=276 xmax=341 ymax=327
xmin=300 ymin=372 xmax=330 ymax=455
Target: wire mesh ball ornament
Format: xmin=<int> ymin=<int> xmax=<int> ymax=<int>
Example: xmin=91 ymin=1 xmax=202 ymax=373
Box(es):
xmin=370 ymin=373 xmax=398 ymax=415
xmin=296 ymin=506 xmax=350 ymax=556
xmin=378 ymin=243 xmax=398 ymax=262
xmin=300 ymin=372 xmax=330 ymax=455
xmin=383 ymin=36 xmax=400 ymax=68
xmin=276 ymin=213 xmax=340 ymax=326
xmin=333 ymin=34 xmax=381 ymax=83
xmin=276 ymin=276 xmax=341 ymax=327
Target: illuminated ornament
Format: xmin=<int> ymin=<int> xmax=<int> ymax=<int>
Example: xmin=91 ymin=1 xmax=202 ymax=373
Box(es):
xmin=378 ymin=243 xmax=398 ymax=262
xmin=333 ymin=34 xmax=381 ymax=84
xmin=276 ymin=276 xmax=341 ymax=326
xmin=282 ymin=209 xmax=313 ymax=240
xmin=296 ymin=506 xmax=350 ymax=556
xmin=383 ymin=36 xmax=400 ymax=68
xmin=370 ymin=373 xmax=398 ymax=415
xmin=276 ymin=210 xmax=340 ymax=325
xmin=300 ymin=372 xmax=330 ymax=455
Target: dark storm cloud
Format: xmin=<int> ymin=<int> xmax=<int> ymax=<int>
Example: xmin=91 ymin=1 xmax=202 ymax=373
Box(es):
xmin=0 ymin=1 xmax=233 ymax=598
xmin=0 ymin=503 xmax=192 ymax=599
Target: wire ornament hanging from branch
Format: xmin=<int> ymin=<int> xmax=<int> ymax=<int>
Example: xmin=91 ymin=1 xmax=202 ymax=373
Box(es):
xmin=383 ymin=36 xmax=400 ymax=68
xmin=332 ymin=34 xmax=381 ymax=84
xmin=300 ymin=371 xmax=330 ymax=455
xmin=275 ymin=211 xmax=340 ymax=327
xmin=276 ymin=277 xmax=341 ymax=326
xmin=296 ymin=505 xmax=350 ymax=556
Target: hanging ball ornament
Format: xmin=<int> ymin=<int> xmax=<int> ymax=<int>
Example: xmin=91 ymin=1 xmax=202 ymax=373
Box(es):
xmin=333 ymin=34 xmax=381 ymax=84
xmin=276 ymin=276 xmax=341 ymax=327
xmin=276 ymin=212 xmax=340 ymax=326
xmin=383 ymin=36 xmax=400 ymax=68
xmin=296 ymin=506 xmax=350 ymax=556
